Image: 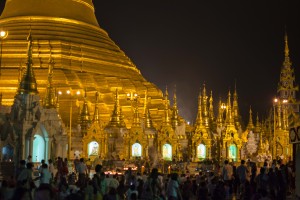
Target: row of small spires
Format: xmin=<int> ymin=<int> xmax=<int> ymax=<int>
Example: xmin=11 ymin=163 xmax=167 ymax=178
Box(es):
xmin=14 ymin=31 xmax=295 ymax=135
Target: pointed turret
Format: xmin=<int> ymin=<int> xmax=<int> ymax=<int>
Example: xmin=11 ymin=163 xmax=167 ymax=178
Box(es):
xmin=209 ymin=90 xmax=214 ymax=120
xmin=195 ymin=91 xmax=203 ymax=127
xmin=163 ymin=86 xmax=171 ymax=126
xmin=246 ymin=106 xmax=254 ymax=131
xmin=254 ymin=113 xmax=261 ymax=133
xmin=171 ymin=85 xmax=179 ymax=129
xmin=132 ymin=102 xmax=141 ymax=128
xmin=145 ymin=108 xmax=153 ymax=129
xmin=80 ymin=89 xmax=91 ymax=135
xmin=18 ymin=32 xmax=38 ymax=94
xmin=202 ymin=84 xmax=209 ymax=127
xmin=277 ymin=31 xmax=299 ymax=103
xmin=217 ymin=97 xmax=224 ymax=126
xmin=93 ymin=92 xmax=100 ymax=124
xmin=107 ymin=89 xmax=125 ymax=127
xmin=232 ymin=83 xmax=239 ymax=118
xmin=43 ymin=55 xmax=56 ymax=108
xmin=226 ymin=90 xmax=234 ymax=126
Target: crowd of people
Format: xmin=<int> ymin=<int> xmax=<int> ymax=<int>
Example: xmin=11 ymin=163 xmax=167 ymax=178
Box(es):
xmin=0 ymin=156 xmax=297 ymax=200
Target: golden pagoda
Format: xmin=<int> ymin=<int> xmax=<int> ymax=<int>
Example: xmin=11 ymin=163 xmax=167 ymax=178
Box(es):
xmin=0 ymin=0 xmax=165 ymax=125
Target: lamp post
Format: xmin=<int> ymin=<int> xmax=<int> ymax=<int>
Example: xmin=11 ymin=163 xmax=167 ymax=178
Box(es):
xmin=126 ymin=91 xmax=138 ymax=159
xmin=273 ymin=98 xmax=278 ymax=159
xmin=220 ymin=103 xmax=226 ymax=161
xmin=58 ymin=89 xmax=81 ymax=160
xmin=0 ymin=30 xmax=8 ymax=77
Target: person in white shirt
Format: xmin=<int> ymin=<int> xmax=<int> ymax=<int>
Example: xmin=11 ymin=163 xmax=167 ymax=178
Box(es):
xmin=40 ymin=164 xmax=52 ymax=185
xmin=48 ymin=159 xmax=55 ymax=179
xmin=77 ymin=158 xmax=88 ymax=188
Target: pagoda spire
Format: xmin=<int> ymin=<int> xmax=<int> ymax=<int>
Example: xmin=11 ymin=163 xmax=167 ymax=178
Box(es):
xmin=202 ymin=83 xmax=209 ymax=127
xmin=43 ymin=54 xmax=56 ymax=108
xmin=209 ymin=90 xmax=214 ymax=120
xmin=284 ymin=30 xmax=290 ymax=65
xmin=145 ymin=108 xmax=153 ymax=129
xmin=171 ymin=85 xmax=179 ymax=128
xmin=226 ymin=90 xmax=234 ymax=126
xmin=108 ymin=89 xmax=125 ymax=127
xmin=232 ymin=82 xmax=239 ymax=118
xmin=254 ymin=113 xmax=261 ymax=133
xmin=93 ymin=91 xmax=100 ymax=123
xmin=18 ymin=32 xmax=38 ymax=94
xmin=278 ymin=31 xmax=299 ymax=103
xmin=163 ymin=86 xmax=170 ymax=125
xmin=246 ymin=106 xmax=254 ymax=131
xmin=217 ymin=97 xmax=224 ymax=126
xmin=80 ymin=89 xmax=91 ymax=135
xmin=196 ymin=90 xmax=203 ymax=127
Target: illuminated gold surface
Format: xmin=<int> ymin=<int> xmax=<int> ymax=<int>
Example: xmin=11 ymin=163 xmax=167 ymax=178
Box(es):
xmin=0 ymin=1 xmax=165 ymax=127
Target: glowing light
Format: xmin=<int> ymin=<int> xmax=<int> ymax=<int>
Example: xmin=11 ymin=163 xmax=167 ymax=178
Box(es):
xmin=76 ymin=90 xmax=81 ymax=95
xmin=0 ymin=31 xmax=8 ymax=39
xmin=67 ymin=90 xmax=71 ymax=94
xmin=58 ymin=91 xmax=62 ymax=95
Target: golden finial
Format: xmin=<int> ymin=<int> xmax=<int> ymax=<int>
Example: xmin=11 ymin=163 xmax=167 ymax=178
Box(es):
xmin=93 ymin=91 xmax=100 ymax=123
xmin=43 ymin=52 xmax=56 ymax=108
xmin=171 ymin=85 xmax=179 ymax=128
xmin=145 ymin=108 xmax=153 ymax=129
xmin=80 ymin=89 xmax=90 ymax=135
xmin=209 ymin=90 xmax=214 ymax=120
xmin=18 ymin=31 xmax=38 ymax=94
xmin=247 ymin=106 xmax=254 ymax=130
xmin=284 ymin=30 xmax=289 ymax=58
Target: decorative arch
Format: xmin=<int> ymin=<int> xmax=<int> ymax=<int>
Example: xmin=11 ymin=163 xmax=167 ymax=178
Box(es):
xmin=88 ymin=141 xmax=99 ymax=156
xmin=132 ymin=143 xmax=142 ymax=157
xmin=1 ymin=144 xmax=14 ymax=161
xmin=229 ymin=143 xmax=237 ymax=161
xmin=33 ymin=135 xmax=45 ymax=162
xmin=162 ymin=143 xmax=172 ymax=161
xmin=197 ymin=143 xmax=206 ymax=160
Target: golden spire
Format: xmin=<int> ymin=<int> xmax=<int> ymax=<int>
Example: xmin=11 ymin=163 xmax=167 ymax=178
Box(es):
xmin=232 ymin=82 xmax=239 ymax=118
xmin=132 ymin=105 xmax=140 ymax=128
xmin=143 ymin=91 xmax=147 ymax=118
xmin=164 ymin=86 xmax=170 ymax=125
xmin=80 ymin=89 xmax=90 ymax=135
xmin=209 ymin=90 xmax=214 ymax=120
xmin=93 ymin=91 xmax=100 ymax=123
xmin=18 ymin=63 xmax=23 ymax=84
xmin=202 ymin=83 xmax=209 ymax=127
xmin=284 ymin=30 xmax=289 ymax=58
xmin=254 ymin=113 xmax=261 ymax=133
xmin=81 ymin=89 xmax=90 ymax=123
xmin=283 ymin=30 xmax=291 ymax=68
xmin=43 ymin=54 xmax=56 ymax=108
xmin=217 ymin=97 xmax=223 ymax=125
xmin=171 ymin=85 xmax=179 ymax=128
xmin=18 ymin=32 xmax=38 ymax=94
xmin=196 ymin=90 xmax=203 ymax=126
xmin=246 ymin=106 xmax=254 ymax=131
xmin=145 ymin=108 xmax=153 ymax=129
xmin=108 ymin=89 xmax=125 ymax=127
xmin=226 ymin=90 xmax=234 ymax=125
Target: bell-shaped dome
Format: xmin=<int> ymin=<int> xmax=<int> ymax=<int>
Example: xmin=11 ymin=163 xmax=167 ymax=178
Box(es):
xmin=0 ymin=0 xmax=99 ymax=26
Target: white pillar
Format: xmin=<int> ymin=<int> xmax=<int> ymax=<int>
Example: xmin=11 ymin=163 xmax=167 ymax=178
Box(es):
xmin=45 ymin=137 xmax=50 ymax=162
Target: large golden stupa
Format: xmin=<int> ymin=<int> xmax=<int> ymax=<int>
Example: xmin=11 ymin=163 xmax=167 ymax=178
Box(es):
xmin=0 ymin=0 xmax=165 ymax=126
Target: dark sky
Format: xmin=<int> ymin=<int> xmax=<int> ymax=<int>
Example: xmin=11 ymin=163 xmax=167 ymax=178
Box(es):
xmin=1 ymin=1 xmax=300 ymax=124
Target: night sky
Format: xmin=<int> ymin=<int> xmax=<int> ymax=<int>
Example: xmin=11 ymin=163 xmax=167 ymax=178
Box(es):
xmin=1 ymin=1 xmax=300 ymax=124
